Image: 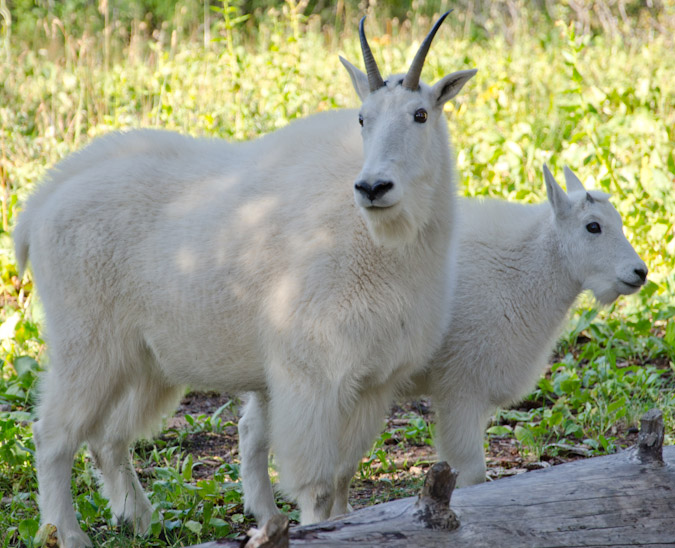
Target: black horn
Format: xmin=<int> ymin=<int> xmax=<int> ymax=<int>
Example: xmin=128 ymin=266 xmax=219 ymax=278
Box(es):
xmin=402 ymin=10 xmax=453 ymax=91
xmin=359 ymin=16 xmax=385 ymax=93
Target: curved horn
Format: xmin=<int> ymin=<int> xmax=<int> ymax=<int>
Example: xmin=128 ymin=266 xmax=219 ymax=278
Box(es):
xmin=359 ymin=16 xmax=385 ymax=93
xmin=402 ymin=10 xmax=453 ymax=91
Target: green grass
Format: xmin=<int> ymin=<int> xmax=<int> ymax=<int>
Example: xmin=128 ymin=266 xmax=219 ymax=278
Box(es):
xmin=1 ymin=2 xmax=674 ymax=546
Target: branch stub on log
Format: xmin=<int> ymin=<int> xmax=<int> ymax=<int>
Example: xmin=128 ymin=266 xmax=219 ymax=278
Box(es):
xmin=242 ymin=513 xmax=289 ymax=548
xmin=635 ymin=408 xmax=665 ymax=466
xmin=413 ymin=461 xmax=460 ymax=531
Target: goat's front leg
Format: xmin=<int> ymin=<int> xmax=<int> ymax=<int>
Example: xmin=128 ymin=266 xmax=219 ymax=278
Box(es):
xmin=239 ymin=392 xmax=281 ymax=525
xmin=433 ymin=396 xmax=491 ymax=487
xmin=331 ymin=388 xmax=393 ymax=517
xmin=267 ymin=373 xmax=345 ymax=525
xmin=331 ymin=472 xmax=355 ymax=518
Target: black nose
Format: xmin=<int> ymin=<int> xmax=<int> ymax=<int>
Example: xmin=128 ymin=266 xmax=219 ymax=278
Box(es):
xmin=634 ymin=267 xmax=648 ymax=283
xmin=355 ymin=180 xmax=394 ymax=202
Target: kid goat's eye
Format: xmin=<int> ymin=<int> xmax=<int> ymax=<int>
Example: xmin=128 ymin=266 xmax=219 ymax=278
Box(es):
xmin=414 ymin=108 xmax=428 ymax=123
xmin=586 ymin=222 xmax=601 ymax=234
xmin=358 ymin=114 xmax=364 ymax=127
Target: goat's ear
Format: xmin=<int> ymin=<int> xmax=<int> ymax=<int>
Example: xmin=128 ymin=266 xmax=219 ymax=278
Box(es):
xmin=340 ymin=56 xmax=370 ymax=102
xmin=432 ymin=69 xmax=477 ymax=107
xmin=563 ymin=166 xmax=586 ymax=194
xmin=544 ymin=164 xmax=571 ymax=218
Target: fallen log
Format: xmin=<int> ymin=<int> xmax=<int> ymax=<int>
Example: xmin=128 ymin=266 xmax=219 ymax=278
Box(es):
xmin=195 ymin=409 xmax=675 ymax=547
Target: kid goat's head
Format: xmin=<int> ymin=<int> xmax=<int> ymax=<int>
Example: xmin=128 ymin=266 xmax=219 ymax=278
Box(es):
xmin=340 ymin=12 xmax=476 ymax=246
xmin=543 ymin=164 xmax=648 ymax=305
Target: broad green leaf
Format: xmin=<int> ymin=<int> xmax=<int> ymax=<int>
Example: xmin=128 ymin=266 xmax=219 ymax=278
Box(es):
xmin=185 ymin=520 xmax=202 ymax=534
xmin=486 ymin=425 xmax=512 ymax=436
xmin=18 ymin=518 xmax=39 ymax=540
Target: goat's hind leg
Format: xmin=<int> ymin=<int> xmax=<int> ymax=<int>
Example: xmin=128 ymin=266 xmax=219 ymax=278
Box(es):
xmin=87 ymin=436 xmax=152 ymax=535
xmin=87 ymin=372 xmax=183 ymax=535
xmin=35 ymin=362 xmax=123 ymax=548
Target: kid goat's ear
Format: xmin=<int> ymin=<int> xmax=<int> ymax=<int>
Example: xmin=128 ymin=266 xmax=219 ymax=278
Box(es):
xmin=563 ymin=166 xmax=586 ymax=194
xmin=432 ymin=69 xmax=478 ymax=107
xmin=544 ymin=164 xmax=572 ymax=218
xmin=339 ymin=56 xmax=371 ymax=102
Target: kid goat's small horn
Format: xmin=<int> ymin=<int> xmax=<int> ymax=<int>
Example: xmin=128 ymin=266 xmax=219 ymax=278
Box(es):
xmin=359 ymin=16 xmax=385 ymax=92
xmin=402 ymin=10 xmax=453 ymax=91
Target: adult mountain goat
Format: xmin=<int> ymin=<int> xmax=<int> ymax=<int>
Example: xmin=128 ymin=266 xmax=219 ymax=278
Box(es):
xmin=239 ymin=165 xmax=647 ymax=521
xmin=13 ymin=12 xmax=476 ymax=547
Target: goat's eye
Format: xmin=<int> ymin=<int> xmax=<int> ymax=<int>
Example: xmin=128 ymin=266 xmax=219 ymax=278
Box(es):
xmin=586 ymin=222 xmax=601 ymax=234
xmin=358 ymin=114 xmax=364 ymax=127
xmin=414 ymin=108 xmax=427 ymax=123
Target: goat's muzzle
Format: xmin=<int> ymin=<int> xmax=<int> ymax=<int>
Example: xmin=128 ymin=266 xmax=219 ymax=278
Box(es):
xmin=355 ymin=180 xmax=394 ymax=205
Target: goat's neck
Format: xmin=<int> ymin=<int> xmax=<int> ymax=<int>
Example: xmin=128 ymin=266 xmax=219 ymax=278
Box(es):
xmin=412 ymin=143 xmax=456 ymax=255
xmin=510 ymin=209 xmax=582 ymax=336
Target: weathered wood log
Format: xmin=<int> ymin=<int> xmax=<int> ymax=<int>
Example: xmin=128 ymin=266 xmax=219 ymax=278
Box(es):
xmin=193 ymin=410 xmax=675 ymax=547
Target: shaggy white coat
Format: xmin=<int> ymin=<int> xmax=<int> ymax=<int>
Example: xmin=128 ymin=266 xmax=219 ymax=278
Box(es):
xmin=240 ymin=165 xmax=647 ymax=521
xmin=14 ymin=60 xmax=475 ymax=546
xmin=409 ymin=166 xmax=647 ymax=486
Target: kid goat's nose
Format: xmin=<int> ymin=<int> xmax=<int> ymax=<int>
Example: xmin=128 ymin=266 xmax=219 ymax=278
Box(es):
xmin=355 ymin=180 xmax=394 ymax=202
xmin=634 ymin=267 xmax=648 ymax=283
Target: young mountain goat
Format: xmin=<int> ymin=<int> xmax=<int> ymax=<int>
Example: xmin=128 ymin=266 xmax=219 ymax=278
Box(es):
xmin=410 ymin=165 xmax=647 ymax=486
xmin=13 ymin=12 xmax=475 ymax=547
xmin=239 ymin=165 xmax=647 ymax=521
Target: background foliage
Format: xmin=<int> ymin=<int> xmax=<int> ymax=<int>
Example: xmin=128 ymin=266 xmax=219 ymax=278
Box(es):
xmin=1 ymin=0 xmax=674 ymax=546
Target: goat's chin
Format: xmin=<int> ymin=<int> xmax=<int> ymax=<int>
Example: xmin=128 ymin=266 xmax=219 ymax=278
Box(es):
xmin=361 ymin=205 xmax=419 ymax=248
xmin=591 ymin=279 xmax=645 ymax=305
xmin=590 ymin=286 xmax=621 ymax=306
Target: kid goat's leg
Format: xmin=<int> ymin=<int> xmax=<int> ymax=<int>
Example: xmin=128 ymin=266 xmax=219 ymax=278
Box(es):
xmin=434 ymin=396 xmax=491 ymax=487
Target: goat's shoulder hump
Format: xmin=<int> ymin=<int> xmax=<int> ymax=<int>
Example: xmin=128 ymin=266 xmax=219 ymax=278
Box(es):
xmin=459 ymin=196 xmax=545 ymax=230
xmin=257 ymin=109 xmax=360 ymax=153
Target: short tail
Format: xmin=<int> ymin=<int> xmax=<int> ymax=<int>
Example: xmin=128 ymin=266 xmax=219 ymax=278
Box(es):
xmin=13 ymin=208 xmax=31 ymax=275
xmin=12 ymin=178 xmax=51 ymax=276
xmin=13 ymin=161 xmax=67 ymax=275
